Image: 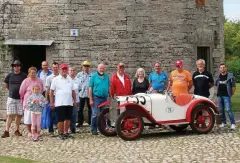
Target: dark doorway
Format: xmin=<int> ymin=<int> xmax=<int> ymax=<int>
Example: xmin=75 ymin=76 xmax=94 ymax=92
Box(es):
xmin=197 ymin=46 xmax=211 ymax=71
xmin=12 ymin=45 xmax=46 ymax=73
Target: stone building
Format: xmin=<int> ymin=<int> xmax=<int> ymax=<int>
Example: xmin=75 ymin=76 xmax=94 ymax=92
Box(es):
xmin=0 ymin=0 xmax=224 ymax=118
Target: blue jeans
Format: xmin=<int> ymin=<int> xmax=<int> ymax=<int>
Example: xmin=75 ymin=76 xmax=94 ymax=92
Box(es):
xmin=48 ymin=109 xmax=57 ymax=133
xmin=70 ymin=103 xmax=79 ymax=132
xmin=91 ymin=96 xmax=107 ymax=132
xmin=217 ymin=96 xmax=235 ymax=124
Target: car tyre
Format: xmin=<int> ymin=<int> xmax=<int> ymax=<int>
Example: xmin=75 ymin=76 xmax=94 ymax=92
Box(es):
xmin=190 ymin=105 xmax=215 ymax=134
xmin=97 ymin=108 xmax=117 ymax=137
xmin=169 ymin=124 xmax=188 ymax=132
xmin=116 ymin=110 xmax=144 ymax=141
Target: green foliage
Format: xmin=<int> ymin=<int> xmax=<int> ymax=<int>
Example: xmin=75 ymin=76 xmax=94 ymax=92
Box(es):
xmin=231 ymin=83 xmax=240 ymax=112
xmin=224 ymin=20 xmax=240 ymax=57
xmin=226 ymin=57 xmax=240 ymax=82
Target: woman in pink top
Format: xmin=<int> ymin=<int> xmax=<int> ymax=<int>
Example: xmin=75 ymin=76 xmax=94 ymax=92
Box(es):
xmin=19 ymin=67 xmax=43 ymax=138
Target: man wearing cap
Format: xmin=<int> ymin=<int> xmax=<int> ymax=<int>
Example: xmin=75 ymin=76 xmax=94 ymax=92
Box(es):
xmin=37 ymin=61 xmax=52 ymax=96
xmin=167 ymin=60 xmax=193 ymax=96
xmin=50 ymin=63 xmax=77 ymax=139
xmin=76 ymin=61 xmax=92 ymax=127
xmin=89 ymin=63 xmax=110 ymax=135
xmin=110 ymin=62 xmax=131 ymax=97
xmin=148 ymin=62 xmax=168 ymax=93
xmin=1 ymin=60 xmax=27 ymax=138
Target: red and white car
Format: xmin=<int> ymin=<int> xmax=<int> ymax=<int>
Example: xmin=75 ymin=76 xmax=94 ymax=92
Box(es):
xmin=97 ymin=92 xmax=219 ymax=141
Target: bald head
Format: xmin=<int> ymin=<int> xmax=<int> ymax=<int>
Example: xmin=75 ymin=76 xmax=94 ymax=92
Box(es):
xmin=42 ymin=61 xmax=49 ymax=72
xmin=98 ymin=63 xmax=105 ymax=75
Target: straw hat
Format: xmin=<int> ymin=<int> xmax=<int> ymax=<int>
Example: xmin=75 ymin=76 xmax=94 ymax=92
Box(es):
xmin=82 ymin=61 xmax=91 ymax=66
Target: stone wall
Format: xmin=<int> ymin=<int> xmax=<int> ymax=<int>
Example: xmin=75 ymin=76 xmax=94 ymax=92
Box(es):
xmin=0 ymin=0 xmax=224 ymax=118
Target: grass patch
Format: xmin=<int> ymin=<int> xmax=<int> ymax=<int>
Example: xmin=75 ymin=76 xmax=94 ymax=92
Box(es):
xmin=0 ymin=156 xmax=37 ymax=163
xmin=232 ymin=83 xmax=240 ymax=112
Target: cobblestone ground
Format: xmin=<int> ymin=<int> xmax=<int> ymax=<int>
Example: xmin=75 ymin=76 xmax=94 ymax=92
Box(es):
xmin=0 ymin=121 xmax=240 ymax=163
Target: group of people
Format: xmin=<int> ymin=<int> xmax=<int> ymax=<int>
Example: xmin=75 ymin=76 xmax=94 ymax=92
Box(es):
xmin=1 ymin=58 xmax=237 ymax=141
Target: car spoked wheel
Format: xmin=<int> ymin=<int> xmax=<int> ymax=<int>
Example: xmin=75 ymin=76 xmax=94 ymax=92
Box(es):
xmin=116 ymin=110 xmax=143 ymax=141
xmin=190 ymin=105 xmax=215 ymax=134
xmin=97 ymin=108 xmax=117 ymax=136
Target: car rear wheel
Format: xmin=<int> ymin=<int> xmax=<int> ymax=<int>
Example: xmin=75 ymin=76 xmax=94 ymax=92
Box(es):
xmin=116 ymin=110 xmax=144 ymax=141
xmin=169 ymin=124 xmax=188 ymax=132
xmin=190 ymin=105 xmax=215 ymax=134
xmin=97 ymin=108 xmax=117 ymax=137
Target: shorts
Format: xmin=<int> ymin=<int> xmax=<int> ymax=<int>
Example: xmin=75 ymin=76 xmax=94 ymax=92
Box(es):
xmin=24 ymin=110 xmax=32 ymax=124
xmin=56 ymin=105 xmax=73 ymax=122
xmin=6 ymin=97 xmax=23 ymax=115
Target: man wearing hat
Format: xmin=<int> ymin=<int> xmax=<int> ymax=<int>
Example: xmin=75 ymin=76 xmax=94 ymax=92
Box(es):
xmin=50 ymin=63 xmax=77 ymax=139
xmin=167 ymin=60 xmax=193 ymax=96
xmin=1 ymin=60 xmax=27 ymax=138
xmin=110 ymin=62 xmax=132 ymax=97
xmin=76 ymin=61 xmax=92 ymax=127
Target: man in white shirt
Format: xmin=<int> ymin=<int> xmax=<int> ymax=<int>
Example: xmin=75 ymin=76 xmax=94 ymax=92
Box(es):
xmin=68 ymin=67 xmax=81 ymax=133
xmin=50 ymin=63 xmax=77 ymax=140
xmin=45 ymin=62 xmax=59 ymax=135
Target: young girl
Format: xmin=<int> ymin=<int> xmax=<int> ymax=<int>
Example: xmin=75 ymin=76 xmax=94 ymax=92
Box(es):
xmin=27 ymin=85 xmax=46 ymax=141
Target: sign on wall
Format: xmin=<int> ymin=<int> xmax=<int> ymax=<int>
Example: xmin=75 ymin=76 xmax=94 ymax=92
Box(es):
xmin=70 ymin=29 xmax=79 ymax=36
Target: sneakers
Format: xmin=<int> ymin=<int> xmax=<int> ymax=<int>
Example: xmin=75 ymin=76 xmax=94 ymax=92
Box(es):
xmin=58 ymin=134 xmax=66 ymax=140
xmin=91 ymin=131 xmax=98 ymax=135
xmin=230 ymin=124 xmax=236 ymax=130
xmin=64 ymin=133 xmax=74 ymax=139
xmin=219 ymin=123 xmax=236 ymax=130
xmin=219 ymin=123 xmax=226 ymax=128
xmin=1 ymin=131 xmax=10 ymax=138
xmin=14 ymin=130 xmax=22 ymax=136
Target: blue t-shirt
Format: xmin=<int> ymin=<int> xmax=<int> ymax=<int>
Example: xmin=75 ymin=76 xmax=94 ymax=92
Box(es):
xmin=148 ymin=72 xmax=168 ymax=91
xmin=89 ymin=72 xmax=110 ymax=97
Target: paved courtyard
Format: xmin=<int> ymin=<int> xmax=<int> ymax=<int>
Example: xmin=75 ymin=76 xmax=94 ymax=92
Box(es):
xmin=0 ymin=121 xmax=240 ymax=163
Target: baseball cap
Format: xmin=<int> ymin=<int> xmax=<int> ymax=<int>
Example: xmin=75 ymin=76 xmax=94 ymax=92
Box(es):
xmin=60 ymin=63 xmax=68 ymax=69
xmin=11 ymin=60 xmax=22 ymax=67
xmin=175 ymin=60 xmax=183 ymax=68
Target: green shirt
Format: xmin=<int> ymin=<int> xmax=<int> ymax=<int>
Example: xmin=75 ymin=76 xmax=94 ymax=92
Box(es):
xmin=89 ymin=72 xmax=110 ymax=97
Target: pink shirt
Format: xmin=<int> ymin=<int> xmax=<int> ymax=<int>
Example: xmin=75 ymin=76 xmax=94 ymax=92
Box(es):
xmin=19 ymin=78 xmax=43 ymax=110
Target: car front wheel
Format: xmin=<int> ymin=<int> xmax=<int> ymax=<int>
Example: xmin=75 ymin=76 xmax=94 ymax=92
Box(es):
xmin=190 ymin=105 xmax=215 ymax=134
xmin=97 ymin=108 xmax=117 ymax=137
xmin=116 ymin=110 xmax=144 ymax=141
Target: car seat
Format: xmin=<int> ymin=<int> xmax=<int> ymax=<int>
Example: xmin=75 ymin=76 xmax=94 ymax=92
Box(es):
xmin=175 ymin=93 xmax=194 ymax=106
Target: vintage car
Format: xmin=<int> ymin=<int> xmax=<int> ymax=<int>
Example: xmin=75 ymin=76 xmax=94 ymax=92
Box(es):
xmin=97 ymin=92 xmax=219 ymax=141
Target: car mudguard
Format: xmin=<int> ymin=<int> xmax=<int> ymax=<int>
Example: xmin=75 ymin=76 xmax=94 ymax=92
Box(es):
xmin=117 ymin=103 xmax=157 ymax=124
xmin=186 ymin=99 xmax=219 ymax=122
xmin=98 ymin=100 xmax=110 ymax=108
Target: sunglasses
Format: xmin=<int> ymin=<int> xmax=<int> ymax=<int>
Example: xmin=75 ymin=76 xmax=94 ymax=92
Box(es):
xmin=13 ymin=65 xmax=20 ymax=67
xmin=83 ymin=65 xmax=90 ymax=67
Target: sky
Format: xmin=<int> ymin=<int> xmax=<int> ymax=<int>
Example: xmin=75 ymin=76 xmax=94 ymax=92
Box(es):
xmin=224 ymin=0 xmax=240 ymax=20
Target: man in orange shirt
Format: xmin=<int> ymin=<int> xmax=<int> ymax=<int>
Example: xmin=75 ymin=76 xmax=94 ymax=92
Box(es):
xmin=110 ymin=63 xmax=132 ymax=97
xmin=167 ymin=60 xmax=193 ymax=96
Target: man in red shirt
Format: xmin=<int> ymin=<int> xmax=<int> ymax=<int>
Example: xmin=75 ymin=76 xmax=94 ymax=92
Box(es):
xmin=110 ymin=63 xmax=132 ymax=97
